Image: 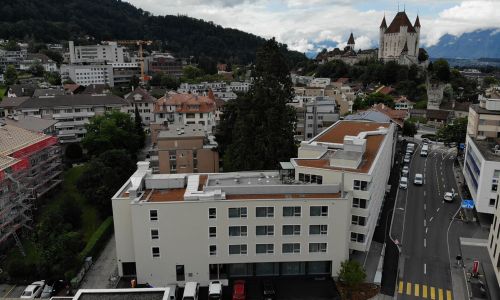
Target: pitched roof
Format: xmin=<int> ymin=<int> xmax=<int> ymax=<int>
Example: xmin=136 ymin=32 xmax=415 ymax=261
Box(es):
xmin=414 ymin=15 xmax=421 ymax=28
xmin=380 ymin=16 xmax=387 ymax=28
xmin=385 ymin=11 xmax=416 ymax=34
xmin=347 ymin=33 xmax=355 ymax=45
xmin=16 ymin=94 xmax=127 ymax=109
xmin=3 ymin=115 xmax=58 ymax=133
xmin=124 ymin=87 xmax=156 ymax=104
xmin=8 ymin=84 xmax=36 ymax=97
xmin=33 ymin=88 xmax=66 ymax=98
xmin=64 ymin=83 xmax=82 ymax=94
xmin=83 ymin=84 xmax=111 ymax=95
xmin=155 ymin=93 xmax=216 ymax=114
xmin=0 ymin=97 xmax=29 ymax=108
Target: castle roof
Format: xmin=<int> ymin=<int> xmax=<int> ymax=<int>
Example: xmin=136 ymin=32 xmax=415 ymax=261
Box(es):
xmin=380 ymin=16 xmax=387 ymax=28
xmin=348 ymin=33 xmax=355 ymax=45
xmin=414 ymin=15 xmax=421 ymax=28
xmin=385 ymin=11 xmax=416 ymax=34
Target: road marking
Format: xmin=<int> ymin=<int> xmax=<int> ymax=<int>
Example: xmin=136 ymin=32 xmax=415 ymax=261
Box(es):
xmin=431 ymin=286 xmax=436 ymax=300
xmin=424 ymin=238 xmax=427 ymax=248
xmin=423 ymin=285 xmax=428 ymax=298
xmin=437 ymin=208 xmax=440 ymax=212
xmin=407 ymin=282 xmax=412 ymax=295
xmin=424 ymin=219 xmax=427 ymax=227
xmin=447 ymin=290 xmax=452 ymax=300
xmin=2 ymin=285 xmax=16 ymax=298
xmin=424 ymin=191 xmax=426 ymax=196
xmin=424 ymin=203 xmax=427 ymax=210
xmin=430 ymin=216 xmax=434 ymax=222
xmin=439 ymin=288 xmax=444 ymax=300
xmin=399 ymin=281 xmax=404 ymax=294
xmin=426 ymin=227 xmax=428 ymax=234
xmin=415 ymin=284 xmax=420 ymax=297
xmin=424 ymin=263 xmax=427 ymax=273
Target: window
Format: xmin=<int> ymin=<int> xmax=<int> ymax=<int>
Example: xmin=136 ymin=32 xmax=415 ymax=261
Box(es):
xmin=492 ymin=179 xmax=498 ymax=191
xmin=490 ymin=198 xmax=496 ymax=207
xmin=228 ymin=207 xmax=247 ymax=218
xmin=282 ymin=243 xmax=300 ymax=254
xmin=310 ymin=206 xmax=328 ymax=216
xmin=152 ymin=247 xmax=160 ymax=258
xmin=309 ymin=225 xmax=328 ymax=235
xmin=176 ymin=265 xmax=185 ymax=281
xmin=229 ymin=226 xmax=247 ymax=237
xmin=353 ymin=198 xmax=367 ymax=209
xmin=229 ymin=244 xmax=247 ymax=255
xmin=209 ymin=208 xmax=216 ymax=219
xmin=256 ymin=244 xmax=274 ymax=254
xmin=151 ymin=229 xmax=159 ymax=240
xmin=307 ymin=115 xmax=313 ymax=120
xmin=209 ymin=227 xmax=217 ymax=238
xmin=210 ymin=245 xmax=217 ymax=256
xmin=283 ymin=225 xmax=301 ymax=236
xmin=149 ymin=210 xmax=158 ymax=221
xmin=350 ymin=232 xmax=365 ymax=243
xmin=353 ymin=180 xmax=368 ymax=191
xmin=309 ymin=243 xmax=327 ymax=253
xmin=256 ymin=207 xmax=274 ymax=218
xmin=352 ymin=215 xmax=366 ymax=226
xmin=298 ymin=173 xmax=323 ymax=184
xmin=256 ymin=225 xmax=274 ymax=236
xmin=283 ymin=206 xmax=301 ymax=217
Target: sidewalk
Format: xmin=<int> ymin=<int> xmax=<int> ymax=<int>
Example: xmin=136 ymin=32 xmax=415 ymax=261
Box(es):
xmin=79 ymin=234 xmax=119 ymax=289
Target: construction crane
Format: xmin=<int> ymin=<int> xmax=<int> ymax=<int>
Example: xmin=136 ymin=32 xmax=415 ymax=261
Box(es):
xmin=114 ymin=40 xmax=153 ymax=84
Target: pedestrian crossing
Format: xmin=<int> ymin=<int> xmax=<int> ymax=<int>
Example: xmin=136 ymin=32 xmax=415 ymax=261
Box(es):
xmin=398 ymin=281 xmax=453 ymax=299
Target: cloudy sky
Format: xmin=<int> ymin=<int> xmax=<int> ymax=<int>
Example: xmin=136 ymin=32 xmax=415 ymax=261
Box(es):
xmin=125 ymin=0 xmax=500 ymax=53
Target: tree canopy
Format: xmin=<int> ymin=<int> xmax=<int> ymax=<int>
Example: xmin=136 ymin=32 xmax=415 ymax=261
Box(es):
xmin=437 ymin=117 xmax=468 ymax=145
xmin=82 ymin=111 xmax=142 ymax=158
xmin=216 ymin=38 xmax=297 ymax=171
xmin=338 ymin=260 xmax=366 ymax=288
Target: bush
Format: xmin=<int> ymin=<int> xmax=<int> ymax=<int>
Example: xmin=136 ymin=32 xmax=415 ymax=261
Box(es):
xmin=79 ymin=217 xmax=114 ymax=261
xmin=60 ymin=197 xmax=83 ymax=229
xmin=65 ymin=143 xmax=83 ymax=160
xmin=6 ymin=259 xmax=37 ymax=281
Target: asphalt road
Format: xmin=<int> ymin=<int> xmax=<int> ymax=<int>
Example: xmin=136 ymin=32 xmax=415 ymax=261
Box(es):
xmin=398 ymin=142 xmax=460 ymax=300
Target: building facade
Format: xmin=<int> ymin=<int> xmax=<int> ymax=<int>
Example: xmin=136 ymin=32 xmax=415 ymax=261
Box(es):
xmin=487 ymin=189 xmax=500 ymax=287
xmin=378 ymin=12 xmax=420 ymax=65
xmin=122 ymin=87 xmax=156 ymax=125
xmin=112 ymin=120 xmax=396 ymax=285
xmin=68 ymin=41 xmax=125 ymax=64
xmin=60 ymin=64 xmax=115 ymax=87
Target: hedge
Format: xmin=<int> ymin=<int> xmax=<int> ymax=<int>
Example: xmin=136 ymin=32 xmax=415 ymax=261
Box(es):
xmin=79 ymin=216 xmax=114 ymax=261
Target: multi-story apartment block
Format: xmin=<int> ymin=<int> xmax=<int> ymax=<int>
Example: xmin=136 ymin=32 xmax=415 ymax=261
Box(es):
xmin=14 ymin=95 xmax=127 ymax=143
xmin=148 ymin=124 xmax=218 ymax=174
xmin=228 ymin=82 xmax=252 ymax=93
xmin=112 ymin=120 xmax=395 ymax=285
xmin=122 ymin=87 xmax=156 ymax=125
xmin=148 ymin=53 xmax=184 ymax=78
xmin=464 ymin=89 xmax=500 ymax=214
xmin=154 ymin=94 xmax=216 ymax=133
xmin=68 ymin=41 xmax=125 ymax=64
xmin=487 ymin=189 xmax=500 ymax=287
xmin=0 ymin=48 xmax=28 ymax=71
xmin=304 ymin=98 xmax=339 ymax=140
xmin=112 ymin=63 xmax=141 ymax=86
xmin=60 ymin=64 xmax=115 ymax=87
xmin=0 ymin=123 xmax=62 ymax=248
xmin=309 ymin=78 xmax=331 ymax=88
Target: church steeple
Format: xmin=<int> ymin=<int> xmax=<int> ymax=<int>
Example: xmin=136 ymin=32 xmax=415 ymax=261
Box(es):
xmin=414 ymin=15 xmax=421 ymax=28
xmin=380 ymin=16 xmax=387 ymax=29
xmin=347 ymin=32 xmax=355 ymax=50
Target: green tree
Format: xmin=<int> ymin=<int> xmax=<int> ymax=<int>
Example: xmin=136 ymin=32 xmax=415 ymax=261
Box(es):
xmin=129 ymin=75 xmax=140 ymax=89
xmin=433 ymin=59 xmax=451 ymax=82
xmin=134 ymin=105 xmax=145 ymax=149
xmin=436 ymin=117 xmax=468 ymax=145
xmin=41 ymin=49 xmax=64 ymax=66
xmin=483 ymin=76 xmax=499 ymax=88
xmin=216 ymin=38 xmax=297 ymax=171
xmin=4 ymin=64 xmax=18 ymax=85
xmin=2 ymin=40 xmax=20 ymax=51
xmin=29 ymin=63 xmax=45 ymax=77
xmin=418 ymin=48 xmax=429 ymax=63
xmin=182 ymin=65 xmax=204 ymax=81
xmin=82 ymin=111 xmax=141 ymax=158
xmin=60 ymin=196 xmax=83 ymax=229
xmin=363 ymin=92 xmax=395 ymax=108
xmin=337 ymin=260 xmax=366 ymax=297
xmin=403 ymin=120 xmax=418 ymax=137
xmin=65 ymin=143 xmax=83 ymax=160
xmin=45 ymin=71 xmax=61 ymax=85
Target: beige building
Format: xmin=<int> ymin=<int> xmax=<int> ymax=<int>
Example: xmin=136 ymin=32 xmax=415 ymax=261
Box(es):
xmin=468 ymin=90 xmax=500 ymax=139
xmin=154 ymin=124 xmax=219 ymax=174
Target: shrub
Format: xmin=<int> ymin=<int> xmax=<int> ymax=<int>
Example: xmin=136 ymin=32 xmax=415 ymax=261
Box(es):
xmin=79 ymin=217 xmax=113 ymax=261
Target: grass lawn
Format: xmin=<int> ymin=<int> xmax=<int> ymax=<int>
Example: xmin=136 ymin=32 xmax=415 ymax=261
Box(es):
xmin=0 ymin=87 xmax=6 ymax=101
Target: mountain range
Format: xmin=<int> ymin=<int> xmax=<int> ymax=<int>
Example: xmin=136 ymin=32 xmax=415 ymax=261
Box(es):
xmin=427 ymin=29 xmax=500 ymax=59
xmin=0 ymin=0 xmax=306 ymax=66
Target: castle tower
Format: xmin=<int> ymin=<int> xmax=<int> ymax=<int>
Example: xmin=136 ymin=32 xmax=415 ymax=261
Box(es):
xmin=347 ymin=33 xmax=355 ymax=51
xmin=414 ymin=15 xmax=421 ymax=57
xmin=378 ymin=16 xmax=387 ymax=60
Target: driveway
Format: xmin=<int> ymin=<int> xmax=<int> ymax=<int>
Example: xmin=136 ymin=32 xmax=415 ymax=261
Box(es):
xmin=79 ymin=234 xmax=118 ymax=289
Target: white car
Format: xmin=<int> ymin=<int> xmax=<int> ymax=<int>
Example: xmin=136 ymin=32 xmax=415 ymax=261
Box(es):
xmin=414 ymin=173 xmax=423 ymax=185
xmin=399 ymin=176 xmax=408 ymax=189
xmin=402 ymin=166 xmax=409 ymax=176
xmin=444 ymin=192 xmax=456 ymax=202
xmin=21 ymin=281 xmax=45 ymax=299
xmin=404 ymin=154 xmax=411 ymax=163
xmin=208 ymin=280 xmax=223 ymax=300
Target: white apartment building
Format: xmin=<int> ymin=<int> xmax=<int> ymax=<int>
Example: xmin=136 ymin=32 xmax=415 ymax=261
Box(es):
xmin=309 ymin=78 xmax=331 ymax=88
xmin=464 ymin=90 xmax=500 ymax=214
xmin=228 ymin=82 xmax=252 ymax=93
xmin=61 ymin=64 xmax=114 ymax=87
xmin=14 ymin=95 xmax=127 ymax=143
xmin=487 ymin=189 xmax=500 ymax=287
xmin=112 ymin=120 xmax=396 ymax=286
xmin=68 ymin=41 xmax=125 ymax=64
xmin=304 ymin=98 xmax=339 ymax=140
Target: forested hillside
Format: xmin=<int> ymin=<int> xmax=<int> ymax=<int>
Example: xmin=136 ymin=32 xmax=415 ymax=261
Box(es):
xmin=0 ymin=0 xmax=306 ymax=66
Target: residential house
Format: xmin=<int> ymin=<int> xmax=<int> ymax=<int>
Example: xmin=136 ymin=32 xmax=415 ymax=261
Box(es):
xmin=122 ymin=87 xmax=157 ymax=125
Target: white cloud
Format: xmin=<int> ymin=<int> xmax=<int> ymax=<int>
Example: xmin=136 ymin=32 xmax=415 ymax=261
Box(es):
xmin=126 ymin=0 xmax=500 ymax=52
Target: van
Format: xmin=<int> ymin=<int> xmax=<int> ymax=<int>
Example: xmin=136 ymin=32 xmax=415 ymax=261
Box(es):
xmin=420 ymin=144 xmax=429 ymax=157
xmin=182 ymin=282 xmax=199 ymax=300
xmin=407 ymin=143 xmax=415 ymax=154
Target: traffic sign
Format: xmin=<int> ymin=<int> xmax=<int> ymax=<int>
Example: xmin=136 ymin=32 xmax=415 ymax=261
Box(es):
xmin=461 ymin=199 xmax=475 ymax=209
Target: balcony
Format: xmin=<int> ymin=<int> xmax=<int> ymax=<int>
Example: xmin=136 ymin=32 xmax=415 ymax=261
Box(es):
xmin=53 ymin=112 xmax=95 ymax=119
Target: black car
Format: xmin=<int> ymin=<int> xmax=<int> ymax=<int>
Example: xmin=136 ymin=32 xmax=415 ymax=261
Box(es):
xmin=262 ymin=280 xmax=276 ymax=300
xmin=40 ymin=279 xmax=66 ymax=298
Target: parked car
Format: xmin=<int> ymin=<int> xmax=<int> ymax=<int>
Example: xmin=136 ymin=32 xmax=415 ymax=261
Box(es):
xmin=21 ymin=281 xmax=45 ymax=299
xmin=182 ymin=282 xmax=199 ymax=300
xmin=399 ymin=176 xmax=408 ymax=189
xmin=262 ymin=280 xmax=276 ymax=300
xmin=444 ymin=192 xmax=456 ymax=202
xmin=232 ymin=280 xmax=246 ymax=300
xmin=402 ymin=165 xmax=409 ymax=176
xmin=422 ymin=138 xmax=431 ymax=144
xmin=414 ymin=173 xmax=423 ymax=185
xmin=41 ymin=279 xmax=65 ymax=298
xmin=404 ymin=154 xmax=411 ymax=163
xmin=208 ymin=281 xmax=223 ymax=300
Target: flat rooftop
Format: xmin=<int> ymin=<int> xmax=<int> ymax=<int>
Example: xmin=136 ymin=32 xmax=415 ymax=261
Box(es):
xmin=470 ymin=138 xmax=500 ymax=162
xmin=158 ymin=123 xmax=207 ymax=139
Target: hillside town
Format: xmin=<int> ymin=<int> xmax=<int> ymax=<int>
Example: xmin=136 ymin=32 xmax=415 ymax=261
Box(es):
xmin=1 ymin=5 xmax=500 ymax=300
